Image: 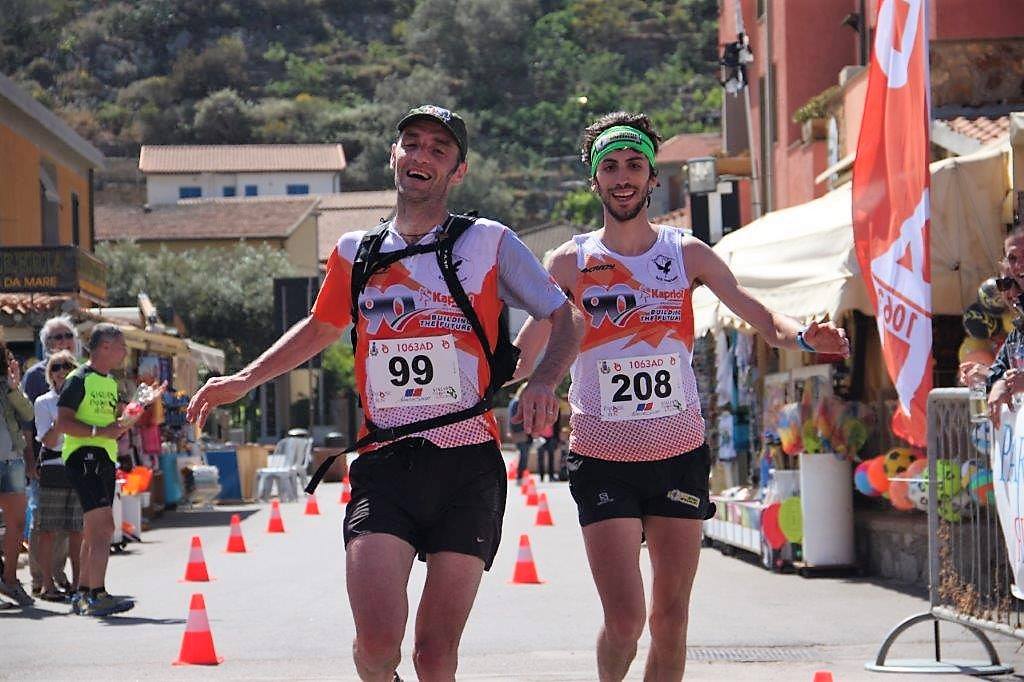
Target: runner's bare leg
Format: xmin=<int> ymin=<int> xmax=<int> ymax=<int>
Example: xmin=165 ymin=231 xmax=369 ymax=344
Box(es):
xmin=347 ymin=534 xmax=416 ymax=681
xmin=641 ymin=516 xmax=702 ymax=681
xmin=582 ymin=517 xmax=646 ymax=681
xmin=413 ymin=551 xmax=485 ymax=681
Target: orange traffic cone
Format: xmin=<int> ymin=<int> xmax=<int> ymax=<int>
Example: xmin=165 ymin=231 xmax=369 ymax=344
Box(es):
xmin=339 ymin=476 xmax=352 ymax=504
xmin=535 ymin=493 xmax=554 ymax=526
xmin=182 ymin=536 xmax=211 ymax=582
xmin=267 ymin=499 xmax=285 ymax=533
xmin=225 ymin=514 xmax=246 ymax=553
xmin=812 ymin=673 xmax=833 ymax=682
xmin=520 ymin=474 xmax=532 ymax=496
xmin=506 ymin=458 xmax=517 ymax=480
xmin=173 ymin=593 xmax=223 ymax=665
xmin=510 ymin=534 xmax=543 ymax=584
xmin=304 ymin=494 xmax=321 ymax=516
xmin=525 ymin=480 xmax=539 ymax=506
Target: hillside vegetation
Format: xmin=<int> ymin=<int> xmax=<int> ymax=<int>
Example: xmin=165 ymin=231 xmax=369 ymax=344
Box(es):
xmin=2 ymin=0 xmax=721 ymax=224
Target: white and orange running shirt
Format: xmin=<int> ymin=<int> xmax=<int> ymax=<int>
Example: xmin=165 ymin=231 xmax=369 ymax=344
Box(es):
xmin=568 ymin=226 xmax=705 ymax=461
xmin=312 ymin=218 xmax=565 ymax=450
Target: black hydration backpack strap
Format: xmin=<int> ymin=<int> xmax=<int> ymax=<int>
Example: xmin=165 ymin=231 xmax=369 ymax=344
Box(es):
xmin=307 ymin=214 xmax=498 ymax=494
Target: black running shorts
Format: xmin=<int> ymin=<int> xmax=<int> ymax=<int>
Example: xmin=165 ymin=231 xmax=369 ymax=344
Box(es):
xmin=64 ymin=447 xmax=117 ymax=513
xmin=343 ymin=438 xmax=507 ymax=570
xmin=566 ymin=443 xmax=715 ymax=527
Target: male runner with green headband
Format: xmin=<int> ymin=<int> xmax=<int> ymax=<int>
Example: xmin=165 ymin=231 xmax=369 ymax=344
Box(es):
xmin=514 ymin=112 xmax=849 ymax=681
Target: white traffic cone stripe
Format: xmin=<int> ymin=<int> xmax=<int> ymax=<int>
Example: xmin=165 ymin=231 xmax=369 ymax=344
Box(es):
xmin=186 ymin=608 xmax=211 ymax=633
xmin=517 ymin=546 xmax=532 ymax=562
xmin=189 ymin=546 xmax=205 ymax=563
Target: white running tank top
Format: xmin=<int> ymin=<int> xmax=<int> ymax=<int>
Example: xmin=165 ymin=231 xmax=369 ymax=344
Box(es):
xmin=568 ymin=226 xmax=705 ymax=461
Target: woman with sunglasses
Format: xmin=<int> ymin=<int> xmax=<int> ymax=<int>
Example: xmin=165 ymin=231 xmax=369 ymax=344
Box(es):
xmin=21 ymin=315 xmax=79 ymax=597
xmin=31 ymin=351 xmax=82 ymax=602
xmin=987 ymin=229 xmax=1024 ymax=426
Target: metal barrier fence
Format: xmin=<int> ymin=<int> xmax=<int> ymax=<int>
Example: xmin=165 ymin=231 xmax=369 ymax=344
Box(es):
xmin=868 ymin=388 xmax=1021 ymax=674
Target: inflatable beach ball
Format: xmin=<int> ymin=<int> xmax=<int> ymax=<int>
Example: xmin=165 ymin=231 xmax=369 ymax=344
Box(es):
xmin=778 ymin=497 xmax=803 ymax=544
xmin=883 ymin=448 xmax=914 ymax=478
xmin=854 ymin=461 xmax=880 ymax=497
xmin=906 ymin=461 xmax=930 ymax=511
xmin=761 ymin=503 xmax=786 ymax=550
xmin=867 ymin=456 xmax=890 ymax=494
xmin=969 ymin=469 xmax=995 ymax=506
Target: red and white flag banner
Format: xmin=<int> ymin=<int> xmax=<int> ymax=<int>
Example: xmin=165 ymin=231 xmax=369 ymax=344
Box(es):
xmin=852 ymin=0 xmax=932 ymax=447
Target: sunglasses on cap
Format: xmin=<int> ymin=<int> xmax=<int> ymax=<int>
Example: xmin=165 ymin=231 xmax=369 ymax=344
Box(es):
xmin=996 ymin=276 xmax=1018 ymax=292
xmin=49 ymin=363 xmax=74 ymax=373
xmin=49 ymin=332 xmax=74 ymax=341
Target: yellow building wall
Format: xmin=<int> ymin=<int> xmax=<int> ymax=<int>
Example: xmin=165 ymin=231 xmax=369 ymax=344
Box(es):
xmin=284 ymin=213 xmax=320 ymax=276
xmin=0 ymin=122 xmax=93 ymax=248
xmin=0 ymin=123 xmax=42 ymax=246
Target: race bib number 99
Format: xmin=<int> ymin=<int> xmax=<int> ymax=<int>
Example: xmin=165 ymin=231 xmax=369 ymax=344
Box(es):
xmin=597 ymin=353 xmax=685 ymax=421
xmin=367 ymin=334 xmax=461 ymax=408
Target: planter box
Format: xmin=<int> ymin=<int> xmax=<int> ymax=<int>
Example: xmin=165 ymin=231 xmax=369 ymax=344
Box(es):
xmin=801 ymin=118 xmax=828 ymax=143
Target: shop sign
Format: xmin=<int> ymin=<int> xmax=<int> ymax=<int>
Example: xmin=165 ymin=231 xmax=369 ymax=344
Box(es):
xmin=0 ymin=246 xmax=108 ymax=301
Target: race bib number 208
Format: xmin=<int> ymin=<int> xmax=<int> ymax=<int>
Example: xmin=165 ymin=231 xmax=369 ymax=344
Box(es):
xmin=598 ymin=353 xmax=685 ymax=421
xmin=367 ymin=334 xmax=461 ymax=408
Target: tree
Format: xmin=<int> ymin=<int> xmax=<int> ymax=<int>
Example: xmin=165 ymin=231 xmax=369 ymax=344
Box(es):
xmin=450 ymin=152 xmax=524 ymax=227
xmin=193 ymin=88 xmax=254 ymax=143
xmin=95 ymin=241 xmax=296 ymax=370
xmin=554 ymin=188 xmax=602 ymax=227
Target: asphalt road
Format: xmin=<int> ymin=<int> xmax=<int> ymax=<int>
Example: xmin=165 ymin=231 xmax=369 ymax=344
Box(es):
xmin=3 ymin=460 xmax=1024 ymax=681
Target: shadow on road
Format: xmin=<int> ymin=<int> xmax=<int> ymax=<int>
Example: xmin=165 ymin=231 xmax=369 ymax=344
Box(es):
xmin=149 ymin=508 xmax=260 ymax=529
xmin=0 ymin=605 xmax=70 ymax=621
xmin=99 ymin=616 xmax=186 ymax=626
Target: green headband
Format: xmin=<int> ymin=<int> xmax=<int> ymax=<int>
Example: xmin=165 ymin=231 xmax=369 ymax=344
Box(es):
xmin=589 ymin=125 xmax=657 ymax=177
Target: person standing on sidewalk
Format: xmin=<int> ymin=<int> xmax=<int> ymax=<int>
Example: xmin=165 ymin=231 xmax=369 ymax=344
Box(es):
xmin=0 ymin=333 xmax=37 ymax=607
xmin=514 ymin=112 xmax=850 ymax=681
xmin=506 ymin=383 xmax=534 ymax=485
xmin=55 ymin=324 xmax=140 ymax=616
xmin=22 ymin=314 xmax=79 ymax=597
xmin=32 ymin=350 xmax=83 ymax=602
xmin=187 ymin=105 xmax=581 ymax=681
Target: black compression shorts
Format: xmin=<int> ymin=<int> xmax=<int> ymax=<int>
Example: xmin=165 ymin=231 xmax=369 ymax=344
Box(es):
xmin=566 ymin=443 xmax=715 ymax=527
xmin=343 ymin=437 xmax=507 ymax=570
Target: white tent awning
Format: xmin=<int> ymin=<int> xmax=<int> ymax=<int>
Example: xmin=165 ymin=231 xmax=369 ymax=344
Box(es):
xmin=695 ymin=144 xmax=1010 ymax=336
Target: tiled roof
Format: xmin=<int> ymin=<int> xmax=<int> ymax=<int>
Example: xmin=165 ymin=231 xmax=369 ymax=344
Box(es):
xmin=318 ymin=207 xmax=396 ymax=262
xmin=316 ymin=190 xmax=399 ymax=261
xmin=655 ymin=132 xmax=721 ymax=165
xmin=517 ymin=223 xmax=587 ymax=261
xmin=96 ymin=197 xmax=318 ymax=241
xmin=651 ymin=207 xmax=690 ymax=229
xmin=317 ymin=190 xmax=398 ymax=210
xmin=0 ymin=294 xmax=72 ymax=317
xmin=139 ymin=144 xmax=346 ymax=173
xmin=940 ymin=115 xmax=1010 ymax=145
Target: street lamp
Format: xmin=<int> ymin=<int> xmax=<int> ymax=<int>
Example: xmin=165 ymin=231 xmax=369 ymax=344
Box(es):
xmin=719 ymin=33 xmax=753 ymax=96
xmin=686 ymin=157 xmax=718 ymax=195
xmin=716 ymin=0 xmax=762 ymax=219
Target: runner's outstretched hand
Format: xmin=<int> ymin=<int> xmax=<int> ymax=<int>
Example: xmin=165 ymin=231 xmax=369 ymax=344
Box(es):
xmin=513 ymin=380 xmax=559 ymax=436
xmin=802 ymin=320 xmax=850 ymax=357
xmin=187 ymin=374 xmax=250 ymax=429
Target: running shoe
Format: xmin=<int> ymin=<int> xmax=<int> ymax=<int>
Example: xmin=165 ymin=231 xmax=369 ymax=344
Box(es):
xmin=39 ymin=588 xmax=70 ymax=603
xmin=83 ymin=591 xmax=134 ymax=617
xmin=71 ymin=591 xmax=88 ymax=615
xmin=0 ymin=580 xmax=35 ymax=606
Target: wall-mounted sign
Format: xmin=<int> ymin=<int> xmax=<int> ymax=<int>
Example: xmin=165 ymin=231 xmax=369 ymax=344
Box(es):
xmin=0 ymin=246 xmax=107 ymax=303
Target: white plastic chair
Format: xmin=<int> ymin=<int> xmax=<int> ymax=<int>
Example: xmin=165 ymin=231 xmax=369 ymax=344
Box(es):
xmin=254 ymin=437 xmax=308 ymax=502
xmin=290 ymin=437 xmax=313 ymax=490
